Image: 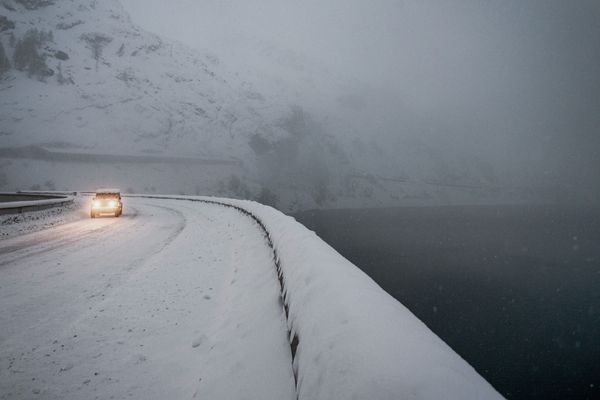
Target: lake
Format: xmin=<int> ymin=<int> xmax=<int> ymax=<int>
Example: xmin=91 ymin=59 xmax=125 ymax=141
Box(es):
xmin=294 ymin=205 xmax=600 ymax=400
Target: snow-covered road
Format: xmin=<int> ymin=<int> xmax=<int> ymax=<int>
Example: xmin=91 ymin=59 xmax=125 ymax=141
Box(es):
xmin=0 ymin=197 xmax=295 ymax=400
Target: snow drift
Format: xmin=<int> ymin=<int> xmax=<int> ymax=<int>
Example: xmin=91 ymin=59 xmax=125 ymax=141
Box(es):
xmin=224 ymin=198 xmax=504 ymax=399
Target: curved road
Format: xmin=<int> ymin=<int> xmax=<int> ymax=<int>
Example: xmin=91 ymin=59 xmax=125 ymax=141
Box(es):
xmin=0 ymin=198 xmax=295 ymax=400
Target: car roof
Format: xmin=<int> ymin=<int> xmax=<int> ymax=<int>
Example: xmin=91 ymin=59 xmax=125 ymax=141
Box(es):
xmin=95 ymin=188 xmax=121 ymax=194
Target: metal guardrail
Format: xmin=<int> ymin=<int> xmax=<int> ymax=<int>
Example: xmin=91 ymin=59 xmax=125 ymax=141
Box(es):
xmin=0 ymin=193 xmax=75 ymax=215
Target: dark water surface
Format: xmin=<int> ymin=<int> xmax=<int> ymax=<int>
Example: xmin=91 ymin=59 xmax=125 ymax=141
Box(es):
xmin=294 ymin=205 xmax=600 ymax=400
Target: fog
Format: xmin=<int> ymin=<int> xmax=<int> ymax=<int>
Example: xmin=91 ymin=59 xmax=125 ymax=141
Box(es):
xmin=121 ymin=0 xmax=600 ymax=204
xmin=2 ymin=3 xmax=599 ymax=398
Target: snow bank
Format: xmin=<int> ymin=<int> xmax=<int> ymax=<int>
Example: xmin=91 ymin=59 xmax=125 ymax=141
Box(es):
xmin=1 ymin=196 xmax=85 ymax=239
xmin=128 ymin=194 xmax=503 ymax=399
xmin=224 ymin=199 xmax=504 ymax=400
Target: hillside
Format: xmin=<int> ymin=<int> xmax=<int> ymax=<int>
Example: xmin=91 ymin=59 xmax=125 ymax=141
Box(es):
xmin=0 ymin=0 xmax=539 ymax=210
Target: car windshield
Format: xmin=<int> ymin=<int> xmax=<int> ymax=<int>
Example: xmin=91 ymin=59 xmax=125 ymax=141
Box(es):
xmin=95 ymin=193 xmax=119 ymax=199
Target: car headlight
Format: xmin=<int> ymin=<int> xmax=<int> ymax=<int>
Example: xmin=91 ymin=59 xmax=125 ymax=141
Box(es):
xmin=108 ymin=200 xmax=116 ymax=208
xmin=93 ymin=200 xmax=101 ymax=208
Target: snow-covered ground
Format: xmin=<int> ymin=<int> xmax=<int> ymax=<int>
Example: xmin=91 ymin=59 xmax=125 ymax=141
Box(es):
xmin=0 ymin=195 xmax=502 ymax=399
xmin=0 ymin=197 xmax=295 ymax=399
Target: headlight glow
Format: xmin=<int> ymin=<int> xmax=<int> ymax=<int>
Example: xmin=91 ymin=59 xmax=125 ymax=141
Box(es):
xmin=93 ymin=200 xmax=101 ymax=208
xmin=108 ymin=200 xmax=117 ymax=208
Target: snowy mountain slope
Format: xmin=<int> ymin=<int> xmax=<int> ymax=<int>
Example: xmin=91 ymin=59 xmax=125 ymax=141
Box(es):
xmin=0 ymin=0 xmax=279 ymax=158
xmin=0 ymin=0 xmax=358 ymax=209
xmin=0 ymin=0 xmax=548 ymax=209
xmin=120 ymin=0 xmax=562 ymax=203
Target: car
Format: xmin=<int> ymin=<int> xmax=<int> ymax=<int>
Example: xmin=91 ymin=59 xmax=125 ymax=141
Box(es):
xmin=90 ymin=188 xmax=123 ymax=218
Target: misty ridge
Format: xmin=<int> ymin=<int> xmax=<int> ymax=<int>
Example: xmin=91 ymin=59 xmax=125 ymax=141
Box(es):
xmin=0 ymin=0 xmax=599 ymax=210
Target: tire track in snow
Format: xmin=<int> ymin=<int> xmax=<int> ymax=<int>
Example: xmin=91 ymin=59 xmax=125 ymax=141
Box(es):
xmin=0 ymin=202 xmax=198 ymax=400
xmin=49 ymin=203 xmax=188 ymax=339
xmin=60 ymin=202 xmax=187 ymax=308
xmin=0 ymin=207 xmax=140 ymax=268
xmin=0 ymin=197 xmax=295 ymax=399
xmin=129 ymin=195 xmax=300 ymax=396
xmin=133 ymin=202 xmax=187 ymax=259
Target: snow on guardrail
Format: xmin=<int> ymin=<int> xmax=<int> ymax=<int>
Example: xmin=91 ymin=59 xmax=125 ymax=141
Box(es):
xmin=223 ymin=198 xmax=504 ymax=400
xmin=0 ymin=193 xmax=75 ymax=215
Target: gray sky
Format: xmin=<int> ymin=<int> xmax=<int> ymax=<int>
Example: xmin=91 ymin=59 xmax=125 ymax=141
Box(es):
xmin=121 ymin=0 xmax=600 ymax=200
